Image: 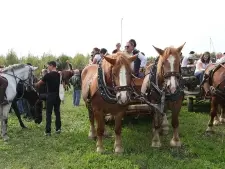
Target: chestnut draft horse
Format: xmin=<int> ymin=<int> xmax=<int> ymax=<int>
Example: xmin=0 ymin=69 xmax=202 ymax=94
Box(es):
xmin=141 ymin=43 xmax=186 ymax=147
xmin=202 ymin=62 xmax=225 ymax=132
xmin=81 ymin=52 xmax=137 ymax=153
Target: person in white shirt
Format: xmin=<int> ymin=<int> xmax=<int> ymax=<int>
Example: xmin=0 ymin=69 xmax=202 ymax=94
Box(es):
xmin=125 ymin=39 xmax=147 ymax=78
xmin=194 ymin=52 xmax=212 ymax=83
xmin=181 ymin=51 xmax=195 ymax=67
xmin=92 ymin=48 xmax=101 ymax=64
xmin=216 ymin=52 xmax=225 ymax=63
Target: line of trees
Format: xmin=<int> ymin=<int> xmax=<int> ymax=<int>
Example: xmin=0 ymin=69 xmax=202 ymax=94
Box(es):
xmin=0 ymin=49 xmax=159 ymax=77
xmin=0 ymin=49 xmax=91 ymax=77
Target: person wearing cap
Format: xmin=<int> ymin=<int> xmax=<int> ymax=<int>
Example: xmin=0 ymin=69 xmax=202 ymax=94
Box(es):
xmin=181 ymin=51 xmax=195 ymax=68
xmin=112 ymin=43 xmax=121 ymax=54
xmin=69 ymin=69 xmax=81 ymax=106
xmin=35 ymin=61 xmax=62 ymax=136
xmin=125 ymin=39 xmax=147 ymax=78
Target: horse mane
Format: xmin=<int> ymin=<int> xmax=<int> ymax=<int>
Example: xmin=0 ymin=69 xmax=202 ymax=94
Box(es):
xmin=157 ymin=47 xmax=180 ymax=81
xmin=102 ymin=52 xmax=132 ymax=75
xmin=101 ymin=52 xmax=132 ymax=85
xmin=2 ymin=64 xmax=26 ymax=73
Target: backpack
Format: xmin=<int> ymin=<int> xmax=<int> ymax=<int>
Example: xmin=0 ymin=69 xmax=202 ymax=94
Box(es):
xmin=71 ymin=75 xmax=81 ymax=89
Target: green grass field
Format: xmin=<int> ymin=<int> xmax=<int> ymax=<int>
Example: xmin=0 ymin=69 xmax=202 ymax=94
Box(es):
xmin=0 ymin=91 xmax=225 ymax=169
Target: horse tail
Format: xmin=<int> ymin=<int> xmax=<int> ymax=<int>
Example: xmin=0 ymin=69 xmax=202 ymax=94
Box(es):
xmin=86 ymin=82 xmax=94 ymax=122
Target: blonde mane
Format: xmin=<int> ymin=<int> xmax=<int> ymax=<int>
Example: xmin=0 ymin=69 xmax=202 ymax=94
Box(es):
xmin=102 ymin=51 xmax=132 ymax=73
xmin=2 ymin=64 xmax=26 ymax=73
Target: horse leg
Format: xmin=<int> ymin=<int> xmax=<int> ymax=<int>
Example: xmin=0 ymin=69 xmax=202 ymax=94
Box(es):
xmin=0 ymin=105 xmax=10 ymax=141
xmin=206 ymin=97 xmax=217 ymax=132
xmin=87 ymin=104 xmax=96 ymax=139
xmin=151 ymin=109 xmax=162 ymax=147
xmin=170 ymin=102 xmax=182 ymax=147
xmin=219 ymin=104 xmax=225 ymax=123
xmin=161 ymin=113 xmax=169 ymax=135
xmin=213 ymin=104 xmax=221 ymax=126
xmin=95 ymin=111 xmax=105 ymax=153
xmin=114 ymin=111 xmax=125 ymax=153
xmin=12 ymin=100 xmax=26 ymax=128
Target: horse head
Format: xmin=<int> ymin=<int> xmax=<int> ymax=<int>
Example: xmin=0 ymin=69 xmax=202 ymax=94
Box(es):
xmin=153 ymin=43 xmax=185 ymax=94
xmin=103 ymin=52 xmax=137 ymax=105
xmin=24 ymin=65 xmax=38 ymax=92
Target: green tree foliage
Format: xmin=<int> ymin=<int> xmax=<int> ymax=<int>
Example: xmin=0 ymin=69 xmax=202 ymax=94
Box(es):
xmin=0 ymin=55 xmax=7 ymax=66
xmin=58 ymin=54 xmax=72 ymax=70
xmin=6 ymin=49 xmax=18 ymax=65
xmin=0 ymin=50 xmax=89 ymax=78
xmin=72 ymin=53 xmax=89 ymax=70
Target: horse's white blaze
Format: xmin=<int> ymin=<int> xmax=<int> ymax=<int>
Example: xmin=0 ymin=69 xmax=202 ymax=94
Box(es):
xmin=119 ymin=65 xmax=127 ymax=86
xmin=119 ymin=66 xmax=128 ymax=103
xmin=167 ymin=55 xmax=176 ymax=90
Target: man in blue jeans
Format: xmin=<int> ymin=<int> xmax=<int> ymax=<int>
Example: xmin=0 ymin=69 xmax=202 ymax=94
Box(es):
xmin=69 ymin=69 xmax=81 ymax=106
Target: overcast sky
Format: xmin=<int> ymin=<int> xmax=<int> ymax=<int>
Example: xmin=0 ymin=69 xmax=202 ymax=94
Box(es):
xmin=0 ymin=0 xmax=224 ymax=58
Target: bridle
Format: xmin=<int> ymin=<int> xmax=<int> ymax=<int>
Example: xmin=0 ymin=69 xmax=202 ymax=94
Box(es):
xmin=111 ymin=69 xmax=133 ymax=93
xmin=1 ymin=66 xmax=36 ymax=99
xmin=158 ymin=61 xmax=184 ymax=100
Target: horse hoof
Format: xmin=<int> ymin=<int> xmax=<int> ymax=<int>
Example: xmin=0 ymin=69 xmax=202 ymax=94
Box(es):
xmin=170 ymin=139 xmax=181 ymax=147
xmin=114 ymin=146 xmax=124 ymax=154
xmin=206 ymin=127 xmax=214 ymax=133
xmin=96 ymin=146 xmax=104 ymax=153
xmin=151 ymin=141 xmax=161 ymax=148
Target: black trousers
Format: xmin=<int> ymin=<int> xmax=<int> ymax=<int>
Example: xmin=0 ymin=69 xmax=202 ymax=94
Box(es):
xmin=46 ymin=93 xmax=61 ymax=133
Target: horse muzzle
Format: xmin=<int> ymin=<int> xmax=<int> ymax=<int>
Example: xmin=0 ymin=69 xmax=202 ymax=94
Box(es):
xmin=115 ymin=86 xmax=133 ymax=105
xmin=116 ymin=91 xmax=130 ymax=105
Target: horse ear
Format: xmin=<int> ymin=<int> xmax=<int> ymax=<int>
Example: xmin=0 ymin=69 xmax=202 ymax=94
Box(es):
xmin=177 ymin=42 xmax=186 ymax=53
xmin=129 ymin=55 xmax=137 ymax=62
xmin=152 ymin=45 xmax=164 ymax=55
xmin=104 ymin=55 xmax=116 ymax=65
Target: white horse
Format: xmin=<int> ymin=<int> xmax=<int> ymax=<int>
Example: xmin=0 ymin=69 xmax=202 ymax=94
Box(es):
xmin=0 ymin=64 xmax=38 ymax=141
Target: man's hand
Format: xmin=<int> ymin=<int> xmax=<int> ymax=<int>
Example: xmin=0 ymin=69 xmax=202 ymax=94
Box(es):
xmin=35 ymin=80 xmax=44 ymax=88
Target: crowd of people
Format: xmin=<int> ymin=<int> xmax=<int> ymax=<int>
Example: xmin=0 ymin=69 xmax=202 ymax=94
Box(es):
xmin=181 ymin=51 xmax=225 ymax=83
xmin=89 ymin=39 xmax=148 ymax=78
xmin=2 ymin=40 xmax=225 ymax=137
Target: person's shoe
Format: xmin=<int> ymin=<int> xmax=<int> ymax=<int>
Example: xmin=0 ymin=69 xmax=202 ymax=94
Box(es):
xmin=44 ymin=132 xmax=51 ymax=136
xmin=55 ymin=129 xmax=61 ymax=134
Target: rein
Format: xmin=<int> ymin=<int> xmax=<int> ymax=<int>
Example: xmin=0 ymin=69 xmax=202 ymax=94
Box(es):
xmin=147 ymin=59 xmax=184 ymax=114
xmin=96 ymin=60 xmax=164 ymax=114
xmin=1 ymin=67 xmax=37 ymax=100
